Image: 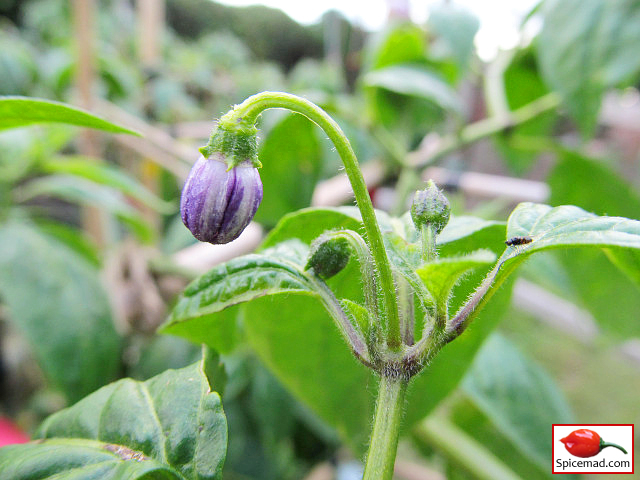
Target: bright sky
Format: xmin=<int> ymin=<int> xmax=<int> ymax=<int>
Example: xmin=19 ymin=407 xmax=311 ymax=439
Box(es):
xmin=214 ymin=0 xmax=541 ymax=60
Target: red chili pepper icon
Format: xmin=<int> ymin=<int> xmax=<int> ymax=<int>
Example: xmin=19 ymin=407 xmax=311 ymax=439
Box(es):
xmin=560 ymin=429 xmax=628 ymax=458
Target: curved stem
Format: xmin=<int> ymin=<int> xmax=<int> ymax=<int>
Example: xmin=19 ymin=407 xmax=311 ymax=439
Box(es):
xmin=222 ymin=92 xmax=401 ymax=349
xmin=362 ymin=374 xmax=408 ymax=480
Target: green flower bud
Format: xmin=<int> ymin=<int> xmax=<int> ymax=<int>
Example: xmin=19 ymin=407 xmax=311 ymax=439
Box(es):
xmin=305 ymin=234 xmax=351 ymax=279
xmin=410 ymin=180 xmax=450 ymax=234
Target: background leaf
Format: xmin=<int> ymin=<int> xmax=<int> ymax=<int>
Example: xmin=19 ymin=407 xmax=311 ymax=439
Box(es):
xmin=254 ymin=113 xmax=323 ymax=227
xmin=0 ymin=220 xmax=121 ymax=401
xmin=42 ymin=155 xmax=175 ymax=214
xmin=18 ymin=175 xmax=155 ymax=243
xmin=362 ymin=65 xmax=461 ymax=113
xmin=427 ymin=3 xmax=479 ymax=78
xmin=0 ymin=96 xmax=140 ymax=134
xmin=461 ymin=333 xmax=574 ymax=472
xmin=547 ymin=151 xmax=640 ymax=335
xmin=36 ymin=359 xmax=227 ymax=480
xmin=537 ymin=0 xmax=640 ymax=135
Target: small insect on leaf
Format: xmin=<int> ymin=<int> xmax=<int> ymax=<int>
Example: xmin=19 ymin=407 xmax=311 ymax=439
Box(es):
xmin=505 ymin=235 xmax=533 ymax=246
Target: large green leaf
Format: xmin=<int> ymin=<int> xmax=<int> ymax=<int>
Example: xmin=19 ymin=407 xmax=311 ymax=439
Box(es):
xmin=0 ymin=438 xmax=183 ymax=480
xmin=0 ymin=220 xmax=121 ymax=401
xmin=254 ymin=114 xmax=322 ymax=227
xmin=18 ymin=175 xmax=155 ymax=243
xmin=461 ymin=333 xmax=574 ymax=472
xmin=0 ymin=357 xmax=227 ymax=480
xmin=160 ymin=241 xmax=315 ymax=353
xmin=461 ymin=203 xmax=640 ymax=340
xmin=0 ymin=96 xmax=140 ymax=134
xmin=241 ymin=264 xmax=373 ymax=451
xmin=537 ymin=0 xmax=640 ymax=135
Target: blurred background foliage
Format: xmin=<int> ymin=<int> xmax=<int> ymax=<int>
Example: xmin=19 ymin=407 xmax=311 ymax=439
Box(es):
xmin=0 ymin=0 xmax=639 ymax=479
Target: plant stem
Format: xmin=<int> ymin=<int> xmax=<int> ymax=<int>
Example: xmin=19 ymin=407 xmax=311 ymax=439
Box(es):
xmin=362 ymin=374 xmax=408 ymax=480
xmin=223 ymin=92 xmax=402 ymax=349
xmin=420 ymin=224 xmax=436 ymax=262
xmin=414 ymin=416 xmax=523 ymax=480
xmin=409 ymin=92 xmax=560 ymax=168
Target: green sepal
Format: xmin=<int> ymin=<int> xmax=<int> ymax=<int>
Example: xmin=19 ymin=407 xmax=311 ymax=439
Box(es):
xmin=199 ymin=123 xmax=261 ymax=169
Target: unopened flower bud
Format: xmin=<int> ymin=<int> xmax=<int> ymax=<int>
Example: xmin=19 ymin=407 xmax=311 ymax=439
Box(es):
xmin=410 ymin=180 xmax=450 ymax=234
xmin=305 ymin=234 xmax=351 ymax=279
xmin=180 ymin=153 xmax=263 ymax=244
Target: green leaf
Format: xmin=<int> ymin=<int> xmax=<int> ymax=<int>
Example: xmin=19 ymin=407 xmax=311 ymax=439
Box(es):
xmin=547 ymin=151 xmax=640 ymax=334
xmin=427 ymin=3 xmax=479 ymax=76
xmin=362 ymin=65 xmax=462 ymax=113
xmin=548 ymin=151 xmax=640 ymax=218
xmin=0 ymin=96 xmax=140 ymax=135
xmin=254 ymin=114 xmax=323 ymax=227
xmin=18 ymin=175 xmax=155 ymax=243
xmin=42 ymin=155 xmax=175 ymax=214
xmin=446 ymin=395 xmax=564 ymax=480
xmin=470 ymin=202 xmax=640 ymax=338
xmin=33 ymin=219 xmax=101 ymax=267
xmin=416 ymin=250 xmax=496 ymax=316
xmin=505 ymin=203 xmax=640 ymax=252
xmin=341 ymin=298 xmax=371 ymax=336
xmin=437 ymin=216 xmax=506 ymax=247
xmin=242 ymin=278 xmax=373 ymax=450
xmin=462 ymin=333 xmax=574 ymax=472
xmin=31 ymin=358 xmax=227 ymax=480
xmin=0 ymin=220 xmax=121 ymax=401
xmin=160 ymin=240 xmax=315 ymax=353
xmin=0 ymin=438 xmax=184 ymax=479
xmin=261 ymin=206 xmax=381 ymax=249
xmin=366 ymin=23 xmax=427 ymax=70
xmin=537 ymin=0 xmax=640 ymax=135
xmin=495 ymin=47 xmax=557 ymax=174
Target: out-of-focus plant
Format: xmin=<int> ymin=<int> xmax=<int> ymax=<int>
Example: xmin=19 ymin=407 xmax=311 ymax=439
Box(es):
xmin=0 ymin=96 xmax=170 ymax=404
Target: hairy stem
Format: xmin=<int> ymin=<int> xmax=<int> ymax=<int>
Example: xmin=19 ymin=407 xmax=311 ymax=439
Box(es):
xmin=362 ymin=374 xmax=408 ymax=480
xmin=221 ymin=92 xmax=402 ymax=349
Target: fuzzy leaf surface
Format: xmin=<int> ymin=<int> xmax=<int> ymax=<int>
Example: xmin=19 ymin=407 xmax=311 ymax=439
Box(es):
xmin=161 ymin=241 xmax=314 ymax=353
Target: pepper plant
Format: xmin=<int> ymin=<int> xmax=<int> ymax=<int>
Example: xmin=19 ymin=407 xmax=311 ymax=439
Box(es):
xmin=3 ymin=91 xmax=639 ymax=479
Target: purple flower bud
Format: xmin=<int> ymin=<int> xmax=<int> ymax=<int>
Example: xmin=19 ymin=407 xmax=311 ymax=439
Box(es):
xmin=180 ymin=153 xmax=263 ymax=244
